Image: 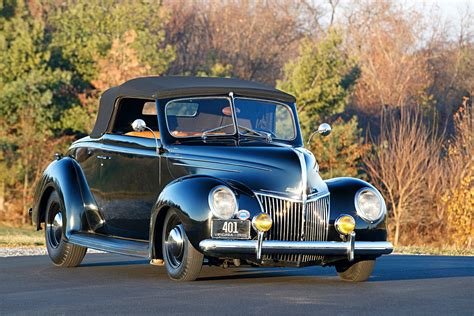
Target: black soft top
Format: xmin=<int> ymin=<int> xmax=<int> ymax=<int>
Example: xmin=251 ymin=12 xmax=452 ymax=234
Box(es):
xmin=90 ymin=76 xmax=295 ymax=138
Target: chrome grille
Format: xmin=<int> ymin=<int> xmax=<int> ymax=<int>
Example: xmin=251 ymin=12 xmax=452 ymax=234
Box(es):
xmin=256 ymin=193 xmax=330 ymax=264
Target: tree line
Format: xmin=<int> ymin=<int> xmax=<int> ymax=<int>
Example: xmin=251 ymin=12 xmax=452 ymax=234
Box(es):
xmin=0 ymin=0 xmax=472 ymax=248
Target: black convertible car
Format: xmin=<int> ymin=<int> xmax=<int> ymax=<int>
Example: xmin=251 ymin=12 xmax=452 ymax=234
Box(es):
xmin=31 ymin=76 xmax=393 ymax=281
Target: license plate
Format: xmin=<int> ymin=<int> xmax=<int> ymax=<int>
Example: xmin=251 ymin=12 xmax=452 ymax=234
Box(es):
xmin=211 ymin=219 xmax=251 ymax=239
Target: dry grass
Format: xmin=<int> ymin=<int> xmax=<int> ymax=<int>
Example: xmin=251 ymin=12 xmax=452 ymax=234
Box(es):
xmin=1 ymin=225 xmax=473 ymax=256
xmin=395 ymin=246 xmax=474 ymax=256
xmin=0 ymin=225 xmax=44 ymax=247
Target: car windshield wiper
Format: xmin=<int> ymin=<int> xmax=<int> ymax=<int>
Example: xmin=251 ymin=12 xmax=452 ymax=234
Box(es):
xmin=201 ymin=123 xmax=235 ymax=140
xmin=201 ymin=124 xmax=272 ymax=142
xmin=238 ymin=126 xmax=272 ymax=142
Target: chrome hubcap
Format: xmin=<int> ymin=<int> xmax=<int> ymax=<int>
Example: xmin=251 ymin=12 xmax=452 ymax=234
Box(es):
xmin=165 ymin=224 xmax=185 ymax=268
xmin=47 ymin=211 xmax=63 ymax=248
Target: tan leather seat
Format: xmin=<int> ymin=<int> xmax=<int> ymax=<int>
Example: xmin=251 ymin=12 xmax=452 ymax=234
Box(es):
xmin=124 ymin=131 xmax=160 ymax=139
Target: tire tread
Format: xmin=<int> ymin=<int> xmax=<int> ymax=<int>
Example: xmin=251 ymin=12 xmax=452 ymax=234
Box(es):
xmin=336 ymin=260 xmax=375 ymax=282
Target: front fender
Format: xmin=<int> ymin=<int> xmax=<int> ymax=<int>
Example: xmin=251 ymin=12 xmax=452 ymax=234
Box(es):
xmin=31 ymin=157 xmax=100 ymax=238
xmin=149 ymin=175 xmax=261 ymax=259
xmin=325 ymin=177 xmax=388 ymax=241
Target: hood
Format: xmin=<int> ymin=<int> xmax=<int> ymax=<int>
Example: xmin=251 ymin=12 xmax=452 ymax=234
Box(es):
xmin=165 ymin=144 xmax=328 ymax=199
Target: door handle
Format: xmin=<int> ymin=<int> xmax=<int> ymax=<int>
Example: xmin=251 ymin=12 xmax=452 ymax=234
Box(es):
xmin=96 ymin=155 xmax=111 ymax=160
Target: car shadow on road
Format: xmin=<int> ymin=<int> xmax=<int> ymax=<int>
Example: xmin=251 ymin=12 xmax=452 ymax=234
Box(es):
xmin=76 ymin=254 xmax=474 ymax=283
xmin=369 ymin=254 xmax=474 ymax=282
xmin=79 ymin=259 xmax=149 ymax=267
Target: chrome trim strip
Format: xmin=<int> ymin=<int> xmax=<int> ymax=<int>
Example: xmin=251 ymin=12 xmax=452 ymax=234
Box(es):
xmin=70 ymin=140 xmax=158 ymax=158
xmin=199 ymin=239 xmax=394 ymax=256
xmin=172 ymin=162 xmax=240 ymax=173
xmin=292 ymin=148 xmax=308 ymax=201
xmin=254 ymin=191 xmax=329 ymax=203
xmin=169 ymin=155 xmax=272 ymax=172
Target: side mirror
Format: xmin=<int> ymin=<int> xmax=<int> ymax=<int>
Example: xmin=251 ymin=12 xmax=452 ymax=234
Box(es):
xmin=131 ymin=119 xmax=163 ymax=155
xmin=132 ymin=119 xmax=147 ymax=132
xmin=317 ymin=123 xmax=332 ymax=137
xmin=306 ymin=123 xmax=332 ymax=145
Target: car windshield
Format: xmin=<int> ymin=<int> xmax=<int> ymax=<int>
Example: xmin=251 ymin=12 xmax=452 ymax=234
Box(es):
xmin=234 ymin=98 xmax=296 ymax=140
xmin=165 ymin=97 xmax=236 ymax=138
xmin=165 ymin=97 xmax=296 ymax=140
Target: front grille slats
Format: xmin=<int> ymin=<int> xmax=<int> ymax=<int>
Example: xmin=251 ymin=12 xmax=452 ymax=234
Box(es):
xmin=256 ymin=193 xmax=330 ymax=265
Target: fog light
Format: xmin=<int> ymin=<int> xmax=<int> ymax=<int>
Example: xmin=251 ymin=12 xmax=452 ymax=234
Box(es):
xmin=252 ymin=213 xmax=272 ymax=232
xmin=335 ymin=215 xmax=356 ymax=235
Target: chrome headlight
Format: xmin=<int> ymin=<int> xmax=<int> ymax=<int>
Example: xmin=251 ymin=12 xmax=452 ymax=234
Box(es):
xmin=208 ymin=185 xmax=238 ymax=219
xmin=355 ymin=187 xmax=386 ymax=223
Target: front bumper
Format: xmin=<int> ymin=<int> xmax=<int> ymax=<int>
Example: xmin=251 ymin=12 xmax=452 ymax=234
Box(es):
xmin=199 ymin=237 xmax=393 ymax=262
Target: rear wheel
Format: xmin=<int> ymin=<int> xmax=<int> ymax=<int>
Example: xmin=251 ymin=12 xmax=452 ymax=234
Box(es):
xmin=162 ymin=209 xmax=203 ymax=281
xmin=335 ymin=259 xmax=375 ymax=282
xmin=45 ymin=191 xmax=87 ymax=267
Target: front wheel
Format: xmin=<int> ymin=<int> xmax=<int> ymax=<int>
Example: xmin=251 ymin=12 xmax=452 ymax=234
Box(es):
xmin=162 ymin=209 xmax=203 ymax=281
xmin=45 ymin=191 xmax=87 ymax=267
xmin=335 ymin=259 xmax=375 ymax=282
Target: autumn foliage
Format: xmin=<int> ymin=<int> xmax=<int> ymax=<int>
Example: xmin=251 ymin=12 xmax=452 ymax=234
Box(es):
xmin=0 ymin=0 xmax=472 ymax=250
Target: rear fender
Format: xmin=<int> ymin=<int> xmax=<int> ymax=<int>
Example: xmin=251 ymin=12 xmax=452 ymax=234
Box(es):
xmin=31 ymin=157 xmax=101 ymax=238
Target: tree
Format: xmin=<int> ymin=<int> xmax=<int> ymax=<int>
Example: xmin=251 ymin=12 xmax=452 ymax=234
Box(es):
xmin=277 ymin=32 xmax=359 ymax=137
xmin=345 ymin=0 xmax=433 ymax=114
xmin=277 ymin=31 xmax=363 ymax=178
xmin=48 ymin=0 xmax=175 ymax=135
xmin=442 ymin=99 xmax=474 ymax=248
xmin=49 ymin=0 xmax=174 ymax=85
xmin=0 ymin=2 xmax=71 ymax=223
xmin=310 ymin=117 xmax=367 ymax=178
xmin=163 ymin=0 xmax=307 ymax=84
xmin=363 ymin=107 xmax=444 ymax=246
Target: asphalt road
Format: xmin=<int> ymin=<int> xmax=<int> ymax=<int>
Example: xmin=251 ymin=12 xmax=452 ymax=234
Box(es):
xmin=0 ymin=253 xmax=473 ymax=315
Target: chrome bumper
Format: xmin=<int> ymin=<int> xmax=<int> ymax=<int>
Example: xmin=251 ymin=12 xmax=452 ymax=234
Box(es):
xmin=199 ymin=235 xmax=393 ymax=262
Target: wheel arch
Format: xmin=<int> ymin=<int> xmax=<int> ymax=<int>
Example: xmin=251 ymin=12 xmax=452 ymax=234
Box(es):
xmin=35 ymin=185 xmax=56 ymax=230
xmin=31 ymin=157 xmax=100 ymax=238
xmin=148 ymin=175 xmax=258 ymax=258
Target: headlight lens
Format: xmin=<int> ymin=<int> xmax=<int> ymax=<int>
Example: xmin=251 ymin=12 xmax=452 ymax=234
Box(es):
xmin=208 ymin=185 xmax=238 ymax=219
xmin=355 ymin=188 xmax=385 ymax=223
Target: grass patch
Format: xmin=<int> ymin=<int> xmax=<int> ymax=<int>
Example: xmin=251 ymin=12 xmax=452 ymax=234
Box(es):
xmin=395 ymin=245 xmax=474 ymax=256
xmin=0 ymin=225 xmax=44 ymax=247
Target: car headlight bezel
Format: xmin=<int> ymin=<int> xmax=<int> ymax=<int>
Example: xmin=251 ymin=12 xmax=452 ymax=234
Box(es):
xmin=208 ymin=185 xmax=238 ymax=219
xmin=354 ymin=187 xmax=386 ymax=224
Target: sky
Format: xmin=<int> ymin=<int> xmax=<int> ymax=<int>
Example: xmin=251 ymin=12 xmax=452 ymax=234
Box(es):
xmin=427 ymin=0 xmax=472 ymax=19
xmin=327 ymin=0 xmax=473 ymax=38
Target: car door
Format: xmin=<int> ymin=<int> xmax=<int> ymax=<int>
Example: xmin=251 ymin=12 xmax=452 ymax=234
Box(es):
xmin=86 ymin=97 xmax=162 ymax=240
xmin=96 ymin=134 xmax=160 ymax=240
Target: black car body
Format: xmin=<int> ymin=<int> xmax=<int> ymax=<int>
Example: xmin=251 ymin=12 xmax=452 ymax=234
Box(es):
xmin=31 ymin=76 xmax=393 ymax=281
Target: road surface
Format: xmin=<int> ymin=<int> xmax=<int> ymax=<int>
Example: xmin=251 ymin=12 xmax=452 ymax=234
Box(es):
xmin=0 ymin=253 xmax=473 ymax=315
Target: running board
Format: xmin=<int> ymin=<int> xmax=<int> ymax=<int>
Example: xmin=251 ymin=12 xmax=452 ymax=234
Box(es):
xmin=68 ymin=233 xmax=149 ymax=258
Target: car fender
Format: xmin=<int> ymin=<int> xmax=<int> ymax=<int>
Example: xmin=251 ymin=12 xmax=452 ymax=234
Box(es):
xmin=325 ymin=177 xmax=388 ymax=241
xmin=149 ymin=175 xmax=261 ymax=259
xmin=31 ymin=157 xmax=100 ymax=238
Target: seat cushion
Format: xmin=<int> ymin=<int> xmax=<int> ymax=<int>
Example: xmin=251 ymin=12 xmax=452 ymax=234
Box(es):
xmin=124 ymin=131 xmax=160 ymax=139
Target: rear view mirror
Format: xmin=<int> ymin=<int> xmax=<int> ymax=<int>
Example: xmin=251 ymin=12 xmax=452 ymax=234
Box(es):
xmin=317 ymin=123 xmax=332 ymax=136
xmin=131 ymin=119 xmax=147 ymax=132
xmin=307 ymin=123 xmax=332 ymax=145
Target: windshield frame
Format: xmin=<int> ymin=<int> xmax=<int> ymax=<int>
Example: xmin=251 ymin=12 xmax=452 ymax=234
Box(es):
xmin=164 ymin=96 xmax=237 ymax=139
xmin=233 ymin=96 xmax=298 ymax=142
